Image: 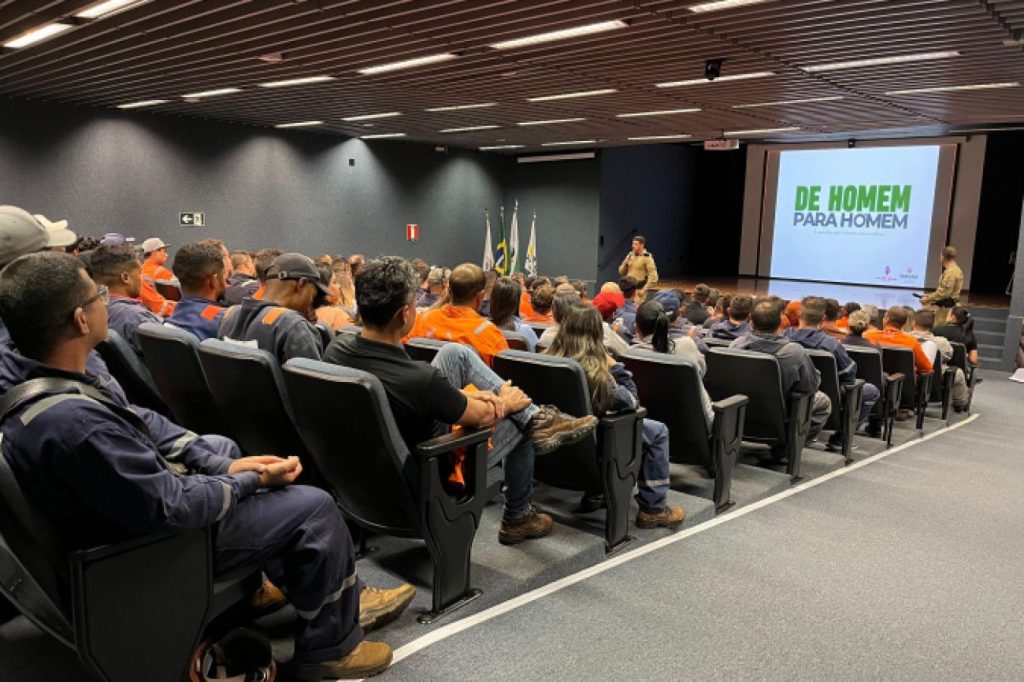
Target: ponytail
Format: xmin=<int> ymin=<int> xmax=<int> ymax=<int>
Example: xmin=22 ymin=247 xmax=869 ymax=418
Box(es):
xmin=651 ymin=310 xmax=670 ymax=354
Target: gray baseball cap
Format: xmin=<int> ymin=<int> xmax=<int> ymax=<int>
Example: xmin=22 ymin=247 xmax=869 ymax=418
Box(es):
xmin=0 ymin=206 xmax=49 ymax=267
xmin=267 ymin=253 xmax=331 ymax=295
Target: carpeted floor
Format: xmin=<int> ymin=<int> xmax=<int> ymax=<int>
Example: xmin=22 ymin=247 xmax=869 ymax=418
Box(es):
xmin=1 ymin=370 xmax=1014 ymax=680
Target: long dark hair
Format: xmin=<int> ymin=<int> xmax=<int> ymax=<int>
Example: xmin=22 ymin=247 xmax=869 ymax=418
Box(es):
xmin=635 ymin=300 xmax=672 ymax=353
xmin=548 ymin=305 xmax=613 ymax=412
xmin=489 ymin=276 xmax=521 ymax=329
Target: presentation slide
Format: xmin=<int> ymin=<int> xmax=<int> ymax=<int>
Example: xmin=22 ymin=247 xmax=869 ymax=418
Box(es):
xmin=769 ymin=146 xmax=941 ymax=287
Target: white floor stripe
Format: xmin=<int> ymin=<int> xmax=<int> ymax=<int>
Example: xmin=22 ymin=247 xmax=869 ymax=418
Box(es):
xmin=378 ymin=413 xmax=980 ymax=674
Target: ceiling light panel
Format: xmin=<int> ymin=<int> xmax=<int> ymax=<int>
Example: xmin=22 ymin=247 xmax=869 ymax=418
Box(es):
xmin=490 ymin=20 xmax=628 ymax=50
xmin=656 ymin=71 xmax=774 ymax=88
xmin=724 ymin=127 xmax=801 ymax=135
xmin=804 ymin=51 xmax=960 ymax=72
xmin=181 ymin=87 xmax=241 ymax=98
xmin=885 ymin=82 xmax=1020 ymax=95
xmin=357 ymin=53 xmax=457 ymax=75
xmin=527 ymin=88 xmax=618 ymax=102
xmin=341 ymin=112 xmax=402 ymax=122
xmin=3 ymin=22 xmax=73 ymax=48
xmin=541 ymin=140 xmax=597 ymax=146
xmin=627 ymin=134 xmax=693 ymax=140
xmin=439 ymin=125 xmax=500 ymax=133
xmin=689 ymin=0 xmax=770 ymax=13
xmin=425 ymin=102 xmax=497 ymax=112
xmin=258 ymin=76 xmax=335 ymax=88
xmin=733 ymin=96 xmax=845 ymax=108
xmin=361 ymin=133 xmax=407 ymax=139
xmin=117 ymin=99 xmax=168 ymax=109
xmin=275 ymin=121 xmax=323 ymax=129
xmin=74 ymin=0 xmax=148 ymax=19
xmin=517 ymin=118 xmax=586 ymax=126
xmin=617 ymin=108 xmax=701 ymax=118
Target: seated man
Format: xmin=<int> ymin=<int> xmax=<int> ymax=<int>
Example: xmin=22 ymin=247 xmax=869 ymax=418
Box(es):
xmin=251 ymin=247 xmax=285 ymax=301
xmin=591 ymin=291 xmax=630 ymax=356
xmin=522 ymin=283 xmax=555 ymax=324
xmin=325 ymin=257 xmax=598 ymax=544
xmin=537 ymin=291 xmax=582 ymax=347
xmin=731 ymin=299 xmax=832 ymax=445
xmin=650 ymin=290 xmax=709 ymax=354
xmin=709 ymin=294 xmax=753 ymax=340
xmin=820 ymin=299 xmax=848 ymax=340
xmin=405 ymin=263 xmax=509 ymax=366
xmin=140 ymin=237 xmax=177 ymax=317
xmin=616 ymin=276 xmax=641 ymax=339
xmin=166 ymin=242 xmax=228 ymax=341
xmin=89 ymin=245 xmax=162 ymax=355
xmin=912 ymin=308 xmax=969 ymax=411
xmin=0 ymin=252 xmax=412 ymax=680
xmin=842 ymin=310 xmax=878 ymax=348
xmin=682 ymin=283 xmax=712 ymax=325
xmin=225 ymin=250 xmax=259 ymax=305
xmin=783 ymin=297 xmax=880 ymax=450
xmin=864 ymin=306 xmax=933 ymax=374
xmin=219 ymin=253 xmax=328 ymax=364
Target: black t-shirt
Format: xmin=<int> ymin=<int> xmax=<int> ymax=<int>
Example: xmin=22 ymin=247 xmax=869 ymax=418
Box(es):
xmin=933 ymin=323 xmax=977 ymax=353
xmin=323 ymin=334 xmax=468 ymax=449
xmin=682 ymin=300 xmax=710 ymax=325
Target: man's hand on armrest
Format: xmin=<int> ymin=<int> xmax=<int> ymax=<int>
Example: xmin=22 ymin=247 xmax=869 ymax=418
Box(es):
xmin=457 ymin=391 xmax=500 ymax=429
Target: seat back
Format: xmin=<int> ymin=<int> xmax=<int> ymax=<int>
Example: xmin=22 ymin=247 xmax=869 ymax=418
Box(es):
xmin=704 ymin=337 xmax=733 ymax=348
xmin=929 ymin=347 xmax=946 ymax=401
xmin=500 ymin=329 xmax=530 ymax=351
xmin=880 ymin=345 xmax=916 ymax=410
xmin=197 ymin=339 xmax=308 ymax=458
xmin=845 ymin=345 xmax=885 ymax=389
xmin=338 ymin=325 xmax=362 ymax=336
xmin=404 ymin=337 xmax=448 ymax=363
xmin=492 ymin=350 xmax=601 ymax=491
xmin=949 ymin=342 xmax=969 ymax=374
xmin=282 ymin=360 xmax=419 ymax=535
xmin=619 ymin=349 xmax=712 ymax=465
xmin=136 ymin=323 xmax=226 ymax=436
xmin=807 ymin=349 xmax=842 ymax=430
xmin=313 ymin=322 xmax=334 ymax=350
xmin=95 ymin=329 xmax=170 ymax=415
xmin=154 ymin=281 xmax=181 ymax=302
xmin=527 ymin=322 xmax=552 ymax=338
xmin=705 ymin=348 xmax=787 ymax=443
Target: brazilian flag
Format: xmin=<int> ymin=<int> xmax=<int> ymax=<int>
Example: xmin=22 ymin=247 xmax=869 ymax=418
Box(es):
xmin=494 ymin=205 xmax=508 ymax=275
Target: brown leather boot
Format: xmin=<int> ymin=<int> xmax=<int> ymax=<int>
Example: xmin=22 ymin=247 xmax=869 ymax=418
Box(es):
xmin=528 ymin=406 xmax=598 ymax=455
xmin=498 ymin=507 xmax=553 ymax=545
xmin=248 ymin=577 xmax=287 ymax=617
xmin=359 ymin=583 xmax=416 ymax=631
xmin=636 ymin=505 xmax=686 ymax=529
xmin=294 ymin=640 xmax=392 ymax=680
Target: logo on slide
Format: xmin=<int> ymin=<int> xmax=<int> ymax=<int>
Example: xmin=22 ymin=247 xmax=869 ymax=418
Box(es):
xmin=876 ymin=265 xmax=898 ymax=283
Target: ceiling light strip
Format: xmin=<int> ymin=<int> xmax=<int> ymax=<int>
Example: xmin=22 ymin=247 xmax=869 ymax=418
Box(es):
xmin=480 ymin=145 xmax=525 ymax=150
xmin=804 ymin=50 xmax=959 ymax=73
xmin=181 ymin=88 xmax=241 ymax=98
xmin=689 ymin=0 xmax=770 ymax=13
xmin=74 ymin=0 xmax=147 ymax=19
xmin=724 ymin=127 xmax=800 ymax=136
xmin=341 ymin=112 xmax=402 ymax=122
xmin=885 ymin=82 xmax=1020 ymax=96
xmin=439 ymin=125 xmax=500 ymax=133
xmin=275 ymin=121 xmax=324 ymax=129
xmin=426 ymin=102 xmax=497 ymax=112
xmin=357 ymin=53 xmax=457 ymax=75
xmin=656 ymin=71 xmax=774 ymax=88
xmin=490 ymin=20 xmax=628 ymax=50
xmin=627 ymin=134 xmax=693 ymax=140
xmin=540 ymin=140 xmax=597 ymax=146
xmin=3 ymin=22 xmax=73 ymax=48
xmin=617 ymin=108 xmax=701 ymax=118
xmin=117 ymin=99 xmax=168 ymax=109
xmin=258 ymin=76 xmax=335 ymax=88
xmin=361 ymin=133 xmax=407 ymax=139
xmin=527 ymin=88 xmax=618 ymax=102
xmin=733 ymin=96 xmax=844 ymax=108
xmin=517 ymin=118 xmax=586 ymax=126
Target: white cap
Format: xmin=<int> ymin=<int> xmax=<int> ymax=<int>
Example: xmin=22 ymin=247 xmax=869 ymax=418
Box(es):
xmin=142 ymin=237 xmax=168 ymax=253
xmin=33 ymin=214 xmax=78 ymax=249
xmin=0 ymin=206 xmax=49 ymax=266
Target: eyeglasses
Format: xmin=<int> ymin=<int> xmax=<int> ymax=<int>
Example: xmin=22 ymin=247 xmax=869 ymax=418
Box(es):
xmin=80 ymin=284 xmax=109 ymax=309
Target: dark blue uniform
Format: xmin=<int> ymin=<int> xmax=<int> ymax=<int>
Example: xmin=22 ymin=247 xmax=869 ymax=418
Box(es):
xmin=166 ymin=295 xmax=226 ymax=341
xmin=107 ymin=294 xmax=162 ymax=355
xmin=225 ymin=273 xmax=259 ymax=306
xmin=218 ymin=297 xmax=323 ymax=364
xmin=0 ymin=336 xmax=363 ymax=665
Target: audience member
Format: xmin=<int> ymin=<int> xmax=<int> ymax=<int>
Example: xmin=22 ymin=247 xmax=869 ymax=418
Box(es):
xmin=912 ymin=308 xmax=969 ymax=411
xmin=138 ymin=237 xmax=176 ymax=316
xmin=784 ymin=297 xmax=879 ymax=450
xmin=225 ymin=250 xmax=259 ymax=305
xmin=863 ymin=306 xmax=933 ymax=374
xmin=405 ymin=263 xmax=509 ymax=366
xmin=709 ymin=294 xmax=753 ymax=340
xmin=89 ymin=245 xmax=161 ymax=355
xmin=591 ymin=291 xmax=630 ymax=356
xmin=219 ymin=253 xmax=328 ymax=363
xmin=251 ymin=247 xmax=285 ymax=301
xmin=783 ymin=299 xmax=802 ymax=329
xmin=166 ymin=242 xmax=228 ymax=341
xmin=617 ymin=276 xmax=641 ymax=338
xmin=0 ymin=251 xmax=409 ymax=680
xmin=820 ymin=299 xmax=848 ymax=340
xmin=478 ymin=269 xmax=498 ymax=317
xmin=417 ymin=266 xmax=448 ymax=309
xmin=410 ymin=258 xmax=431 ymax=304
xmin=843 ymin=310 xmax=877 ymax=348
xmin=199 ymin=238 xmax=234 ymax=285
xmin=548 ymin=305 xmax=684 ymax=528
xmin=523 ymin=283 xmax=555 ymax=324
xmin=571 ymin=279 xmax=589 ymax=303
xmin=34 ymin=214 xmax=77 ymax=253
xmin=934 ymin=306 xmax=979 ymax=366
xmin=537 ymin=291 xmax=582 ymax=348
xmin=632 ymin=300 xmax=711 ymax=418
xmin=682 ymin=283 xmax=712 ymax=325
xmin=731 ymin=299 xmax=832 ymax=444
xmin=489 ymin=276 xmax=539 ymax=351
xmin=314 ymin=263 xmax=354 ymax=332
xmin=861 ymin=304 xmax=883 ymax=331
xmin=348 ymin=253 xmax=365 ymax=278
xmin=703 ymin=294 xmax=731 ymax=329
xmin=839 ymin=301 xmax=861 ymax=329
xmin=324 ymin=256 xmax=597 ymax=544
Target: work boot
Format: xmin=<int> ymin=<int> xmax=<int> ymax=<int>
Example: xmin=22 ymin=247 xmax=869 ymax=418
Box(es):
xmin=636 ymin=505 xmax=686 ymax=530
xmin=499 ymin=507 xmax=553 ymax=545
xmin=294 ymin=640 xmax=392 ymax=680
xmin=577 ymin=491 xmax=606 ymax=513
xmin=248 ymin=577 xmax=287 ymax=617
xmin=528 ymin=406 xmax=598 ymax=455
xmin=359 ymin=583 xmax=416 ymax=631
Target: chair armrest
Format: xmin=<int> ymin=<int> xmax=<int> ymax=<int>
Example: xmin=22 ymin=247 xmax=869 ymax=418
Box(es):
xmin=599 ymin=406 xmax=647 ymax=428
xmin=712 ymin=394 xmax=749 ymax=414
xmin=884 ymin=372 xmax=905 ymax=385
xmin=414 ymin=428 xmax=492 ymax=459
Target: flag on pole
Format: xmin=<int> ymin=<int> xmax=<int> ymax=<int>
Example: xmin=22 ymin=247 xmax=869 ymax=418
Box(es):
xmin=494 ymin=204 xmax=509 ymax=275
xmin=525 ymin=212 xmax=538 ymax=277
xmin=482 ymin=209 xmax=494 ymax=271
xmin=508 ymin=199 xmax=520 ymax=275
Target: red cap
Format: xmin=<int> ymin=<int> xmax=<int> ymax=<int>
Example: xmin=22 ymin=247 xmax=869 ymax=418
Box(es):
xmin=592 ymin=291 xmax=625 ymax=320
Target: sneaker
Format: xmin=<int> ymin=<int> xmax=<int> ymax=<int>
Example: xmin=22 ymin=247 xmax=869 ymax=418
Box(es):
xmin=528 ymin=406 xmax=598 ymax=455
xmin=636 ymin=505 xmax=686 ymax=530
xmin=248 ymin=577 xmax=287 ymax=617
xmin=294 ymin=640 xmax=392 ymax=680
xmin=359 ymin=583 xmax=416 ymax=631
xmin=895 ymin=409 xmax=914 ymax=421
xmin=499 ymin=507 xmax=553 ymax=545
xmin=578 ymin=491 xmax=606 ymax=513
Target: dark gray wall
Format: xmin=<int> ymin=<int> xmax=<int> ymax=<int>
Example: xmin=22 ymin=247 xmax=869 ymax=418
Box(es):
xmin=597 ymin=145 xmax=696 ymax=286
xmin=0 ymin=97 xmax=503 ymax=265
xmin=501 ymin=156 xmax=602 ymax=283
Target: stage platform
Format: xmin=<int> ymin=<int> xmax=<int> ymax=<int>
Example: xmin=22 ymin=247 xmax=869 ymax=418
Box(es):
xmin=655 ymin=277 xmax=1010 ymax=310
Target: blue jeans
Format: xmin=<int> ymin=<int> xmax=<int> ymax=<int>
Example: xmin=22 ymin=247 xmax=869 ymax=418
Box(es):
xmin=636 ymin=419 xmax=671 ymax=512
xmin=431 ymin=343 xmax=539 ymax=522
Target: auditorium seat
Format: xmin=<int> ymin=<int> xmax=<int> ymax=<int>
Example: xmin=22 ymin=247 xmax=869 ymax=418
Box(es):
xmin=704 ymin=348 xmax=811 ymax=482
xmin=949 ymin=342 xmax=976 ymax=412
xmin=492 ymin=350 xmax=644 ymax=552
xmin=95 ymin=329 xmax=171 ymax=416
xmin=338 ymin=325 xmax=362 ymax=336
xmin=881 ymin=346 xmax=933 ymax=432
xmin=314 ymin=322 xmax=335 ymax=350
xmin=703 ymin=337 xmax=733 ymax=348
xmin=282 ymin=359 xmax=491 ymax=622
xmin=620 ymin=349 xmax=748 ymax=512
xmin=136 ymin=322 xmax=228 ymax=438
xmin=0 ymin=454 xmax=258 ymax=682
xmin=527 ymin=322 xmax=552 ymax=338
xmin=154 ymin=280 xmax=181 ymax=302
xmin=806 ymin=349 xmax=866 ymax=463
xmin=500 ymin=329 xmax=530 ymax=351
xmin=844 ymin=345 xmax=902 ymax=447
xmin=928 ymin=349 xmax=955 ymax=421
xmin=404 ymin=337 xmax=481 ymax=363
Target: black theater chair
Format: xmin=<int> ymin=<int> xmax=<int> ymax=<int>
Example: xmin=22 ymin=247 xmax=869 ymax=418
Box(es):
xmin=881 ymin=345 xmax=933 ymax=432
xmin=927 ymin=348 xmax=955 ymax=421
xmin=314 ymin=322 xmax=335 ymax=350
xmin=282 ymin=359 xmax=491 ymax=623
xmin=500 ymin=329 xmax=530 ymax=351
xmin=807 ymin=350 xmax=866 ymax=464
xmin=527 ymin=322 xmax=552 ymax=339
xmin=0 ymin=455 xmax=259 ymax=682
xmin=703 ymin=337 xmax=734 ymax=348
xmin=620 ymin=349 xmax=748 ymax=512
xmin=704 ymin=348 xmax=812 ymax=482
xmin=845 ymin=345 xmax=902 ymax=447
xmin=197 ymin=339 xmax=311 ymax=465
xmin=338 ymin=325 xmax=362 ymax=336
xmin=155 ymin=280 xmax=181 ymax=302
xmin=95 ymin=329 xmax=170 ymax=416
xmin=136 ymin=323 xmax=229 ymax=438
xmin=404 ymin=337 xmax=449 ymax=363
xmin=949 ymin=342 xmax=976 ymax=412
xmin=492 ymin=350 xmax=645 ymax=553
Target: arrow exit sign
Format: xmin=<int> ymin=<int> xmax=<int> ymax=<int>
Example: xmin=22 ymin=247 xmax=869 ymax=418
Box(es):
xmin=179 ymin=212 xmax=205 ymax=227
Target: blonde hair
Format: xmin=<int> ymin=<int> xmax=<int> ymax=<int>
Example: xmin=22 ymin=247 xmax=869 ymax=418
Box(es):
xmin=547 ymin=305 xmax=613 ymax=413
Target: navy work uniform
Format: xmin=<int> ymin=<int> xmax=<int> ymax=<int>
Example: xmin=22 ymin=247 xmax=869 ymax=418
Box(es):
xmin=107 ymin=294 xmax=162 ymax=355
xmin=218 ymin=297 xmax=323 ymax=364
xmin=225 ymin=273 xmax=259 ymax=306
xmin=166 ymin=295 xmax=226 ymax=341
xmin=0 ymin=346 xmax=364 ymax=665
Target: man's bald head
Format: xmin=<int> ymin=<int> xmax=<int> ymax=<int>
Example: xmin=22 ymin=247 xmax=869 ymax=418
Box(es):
xmin=449 ymin=263 xmax=486 ymax=306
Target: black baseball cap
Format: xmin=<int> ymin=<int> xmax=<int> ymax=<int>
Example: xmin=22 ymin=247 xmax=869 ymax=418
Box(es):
xmin=267 ymin=253 xmax=331 ymax=295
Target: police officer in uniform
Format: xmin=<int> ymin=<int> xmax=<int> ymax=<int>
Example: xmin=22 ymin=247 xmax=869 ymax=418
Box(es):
xmin=166 ymin=241 xmax=228 ymax=341
xmin=921 ymin=246 xmax=964 ymax=326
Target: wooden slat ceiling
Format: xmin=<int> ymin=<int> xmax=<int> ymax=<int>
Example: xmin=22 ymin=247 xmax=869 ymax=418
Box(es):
xmin=1 ymin=0 xmax=1022 ymax=152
